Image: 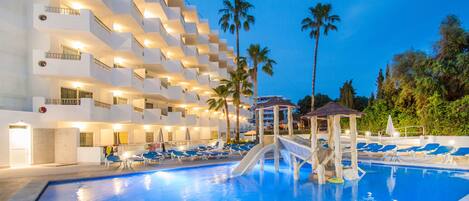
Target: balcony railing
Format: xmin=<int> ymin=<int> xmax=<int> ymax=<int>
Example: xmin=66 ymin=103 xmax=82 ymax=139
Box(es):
xmin=45 ymin=52 xmax=81 ymax=60
xmin=45 ymin=6 xmax=80 ymax=15
xmin=133 ymin=72 xmax=144 ymax=81
xmin=133 ymin=36 xmax=144 ymax=49
xmin=94 ymin=16 xmax=112 ymax=33
xmin=94 ymin=100 xmax=111 ymax=109
xmin=94 ymin=58 xmax=112 ymax=71
xmin=131 ymin=1 xmax=144 ymax=25
xmin=133 ymin=106 xmax=144 ymax=113
xmin=45 ymin=98 xmax=80 ymax=105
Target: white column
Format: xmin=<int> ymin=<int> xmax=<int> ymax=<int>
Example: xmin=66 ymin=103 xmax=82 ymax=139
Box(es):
xmin=274 ymin=105 xmax=280 ymax=172
xmin=333 ymin=115 xmax=343 ymax=179
xmin=310 ymin=116 xmax=318 ymax=171
xmin=350 ymin=114 xmax=358 ymax=179
xmin=287 ymin=106 xmax=293 ymax=136
xmin=292 ymin=154 xmax=299 ymax=180
xmin=259 ymin=108 xmax=264 ymax=170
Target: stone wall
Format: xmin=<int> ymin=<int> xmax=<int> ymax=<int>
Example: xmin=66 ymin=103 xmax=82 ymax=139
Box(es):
xmin=31 ymin=128 xmax=55 ymax=164
xmin=54 ymin=128 xmax=79 ymax=164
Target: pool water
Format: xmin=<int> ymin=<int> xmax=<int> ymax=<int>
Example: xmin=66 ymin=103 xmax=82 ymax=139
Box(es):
xmin=39 ymin=161 xmax=469 ymax=201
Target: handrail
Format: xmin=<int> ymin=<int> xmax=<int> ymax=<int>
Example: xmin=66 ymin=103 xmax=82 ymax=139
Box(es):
xmin=94 ymin=100 xmax=111 ymax=109
xmin=45 ymin=98 xmax=81 ymax=105
xmin=134 ymin=106 xmax=144 ymax=113
xmin=94 ymin=58 xmax=112 ymax=70
xmin=45 ymin=52 xmax=81 ymax=60
xmin=94 ymin=16 xmax=112 ymax=33
xmin=133 ymin=36 xmax=144 ymax=49
xmin=133 ymin=72 xmax=144 ymax=81
xmin=45 ymin=6 xmax=80 ymax=15
xmin=131 ymin=1 xmax=144 ymax=23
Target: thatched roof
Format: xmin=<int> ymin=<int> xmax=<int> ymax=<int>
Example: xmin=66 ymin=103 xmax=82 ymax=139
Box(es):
xmin=255 ymin=97 xmax=296 ymax=110
xmin=304 ymin=102 xmax=363 ymax=117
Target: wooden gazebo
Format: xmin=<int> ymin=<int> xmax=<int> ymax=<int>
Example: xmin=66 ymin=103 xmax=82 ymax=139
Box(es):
xmin=304 ymin=102 xmax=363 ymax=184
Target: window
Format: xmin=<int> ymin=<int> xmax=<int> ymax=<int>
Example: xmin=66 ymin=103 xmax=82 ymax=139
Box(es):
xmin=79 ymin=91 xmax=93 ymax=98
xmin=167 ymin=132 xmax=173 ymax=141
xmin=145 ymin=132 xmax=154 ymax=143
xmin=145 ymin=103 xmax=154 ymax=109
xmin=62 ymin=45 xmax=80 ymax=55
xmin=80 ymin=132 xmax=93 ymax=147
xmin=210 ymin=131 xmax=218 ymax=140
xmin=113 ymin=97 xmax=128 ymax=105
xmin=61 ymin=87 xmax=93 ymax=103
xmin=113 ymin=132 xmax=128 ymax=145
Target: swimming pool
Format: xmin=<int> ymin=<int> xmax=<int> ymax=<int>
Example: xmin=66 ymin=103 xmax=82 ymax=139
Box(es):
xmin=39 ymin=161 xmax=469 ymax=201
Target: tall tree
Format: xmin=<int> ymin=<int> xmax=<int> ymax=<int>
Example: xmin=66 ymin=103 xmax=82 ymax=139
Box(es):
xmin=247 ymin=44 xmax=276 ymax=142
xmin=222 ymin=57 xmax=253 ymax=142
xmin=376 ymin=68 xmax=385 ymax=99
xmin=219 ymin=0 xmax=255 ymax=71
xmin=339 ymin=80 xmax=355 ymax=108
xmin=297 ymin=93 xmax=332 ymax=115
xmin=207 ymin=85 xmax=231 ymax=143
xmin=301 ymin=3 xmax=340 ymax=112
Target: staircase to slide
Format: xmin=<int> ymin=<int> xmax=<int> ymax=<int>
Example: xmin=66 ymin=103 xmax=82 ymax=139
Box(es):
xmin=231 ymin=143 xmax=276 ymax=176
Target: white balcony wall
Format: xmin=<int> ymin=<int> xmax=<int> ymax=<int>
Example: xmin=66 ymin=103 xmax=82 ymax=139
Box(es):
xmin=184 ymin=22 xmax=198 ymax=35
xmin=209 ymin=43 xmax=219 ymax=53
xmin=32 ymin=97 xmax=110 ymax=122
xmin=166 ymin=86 xmax=184 ymax=101
xmin=114 ymin=32 xmax=145 ymax=60
xmin=32 ymin=50 xmax=113 ymax=85
xmin=110 ymin=104 xmax=144 ymax=123
xmin=162 ymin=60 xmax=184 ymax=74
xmin=143 ymin=108 xmax=166 ymax=125
xmin=112 ymin=68 xmax=144 ymax=91
xmin=143 ymin=78 xmax=167 ymax=97
xmin=144 ymin=48 xmax=164 ymax=68
xmin=167 ymin=112 xmax=184 ymax=126
xmin=198 ymin=74 xmax=210 ymax=86
xmin=103 ymin=0 xmax=144 ymax=28
xmin=185 ymin=115 xmax=197 ymax=126
xmin=184 ymin=45 xmax=198 ymax=57
xmin=197 ymin=55 xmax=209 ymax=65
xmin=197 ymin=34 xmax=209 ymax=44
xmin=183 ymin=68 xmax=198 ymax=82
xmin=185 ymin=91 xmax=198 ymax=104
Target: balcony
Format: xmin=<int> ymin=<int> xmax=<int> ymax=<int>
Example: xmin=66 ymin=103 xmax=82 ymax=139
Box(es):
xmin=218 ymin=68 xmax=229 ymax=79
xmin=209 ymin=80 xmax=220 ymax=89
xmin=143 ymin=48 xmax=165 ymax=69
xmin=197 ymin=55 xmax=209 ymax=66
xmin=32 ymin=50 xmax=113 ymax=85
xmin=198 ymin=74 xmax=210 ymax=87
xmin=143 ymin=78 xmax=167 ymax=99
xmin=114 ymin=32 xmax=145 ymax=62
xmin=143 ymin=18 xmax=175 ymax=47
xmin=110 ymin=104 xmax=144 ymax=123
xmin=32 ymin=97 xmax=111 ymax=122
xmin=167 ymin=112 xmax=184 ymax=126
xmin=183 ymin=68 xmax=198 ymax=84
xmin=34 ymin=5 xmax=115 ymax=51
xmin=198 ymin=116 xmax=210 ymax=127
xmin=183 ymin=22 xmax=198 ymax=35
xmin=166 ymin=86 xmax=185 ymax=102
xmin=143 ymin=108 xmax=167 ymax=125
xmin=159 ymin=60 xmax=184 ymax=79
xmin=185 ymin=91 xmax=199 ymax=104
xmin=103 ymin=0 xmax=145 ymax=32
xmin=111 ymin=67 xmax=144 ymax=92
xmin=185 ymin=114 xmax=197 ymax=126
xmin=209 ymin=43 xmax=219 ymax=54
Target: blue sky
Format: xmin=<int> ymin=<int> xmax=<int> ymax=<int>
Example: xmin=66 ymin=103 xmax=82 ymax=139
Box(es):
xmin=188 ymin=0 xmax=469 ymax=103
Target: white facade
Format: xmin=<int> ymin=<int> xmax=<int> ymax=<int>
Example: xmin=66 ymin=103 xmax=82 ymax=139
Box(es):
xmin=0 ymin=0 xmax=252 ymax=167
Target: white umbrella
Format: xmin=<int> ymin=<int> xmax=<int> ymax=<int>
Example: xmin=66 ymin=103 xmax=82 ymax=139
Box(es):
xmin=385 ymin=115 xmax=396 ymax=136
xmin=158 ymin=128 xmax=165 ymax=152
xmin=185 ymin=128 xmax=191 ymax=147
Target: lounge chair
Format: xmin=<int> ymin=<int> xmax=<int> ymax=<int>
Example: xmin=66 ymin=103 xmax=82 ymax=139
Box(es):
xmin=142 ymin=152 xmax=164 ymax=165
xmin=448 ymin=147 xmax=469 ymax=164
xmin=171 ymin=151 xmax=189 ymax=161
xmin=414 ymin=143 xmax=440 ymax=152
xmin=425 ymin=146 xmax=453 ymax=162
xmin=358 ymin=143 xmax=382 ymax=152
xmin=397 ymin=146 xmax=421 ymax=153
xmin=104 ymin=155 xmax=122 ymax=168
xmin=375 ymin=145 xmax=397 ymax=153
xmin=357 ymin=142 xmax=367 ymax=149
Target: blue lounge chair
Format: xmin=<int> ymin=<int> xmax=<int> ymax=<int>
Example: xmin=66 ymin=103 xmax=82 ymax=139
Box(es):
xmin=143 ymin=152 xmax=163 ymax=164
xmin=171 ymin=151 xmax=189 ymax=160
xmin=357 ymin=143 xmax=367 ymax=149
xmin=105 ymin=155 xmax=122 ymax=168
xmin=397 ymin=146 xmax=421 ymax=153
xmin=427 ymin=146 xmax=453 ymax=156
xmin=414 ymin=143 xmax=440 ymax=152
xmin=359 ymin=143 xmax=381 ymax=152
xmin=375 ymin=145 xmax=397 ymax=153
xmin=451 ymin=147 xmax=469 ymax=156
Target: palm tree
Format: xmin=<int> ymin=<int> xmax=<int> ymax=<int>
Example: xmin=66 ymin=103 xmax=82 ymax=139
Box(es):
xmin=222 ymin=57 xmax=253 ymax=142
xmin=207 ymin=85 xmax=232 ymax=143
xmin=218 ymin=0 xmax=255 ymax=71
xmin=247 ymin=44 xmax=276 ymax=142
xmin=301 ymin=3 xmax=340 ymax=111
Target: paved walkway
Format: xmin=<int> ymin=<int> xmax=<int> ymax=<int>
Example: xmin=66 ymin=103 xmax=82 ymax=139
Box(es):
xmin=1 ymin=156 xmax=243 ymax=201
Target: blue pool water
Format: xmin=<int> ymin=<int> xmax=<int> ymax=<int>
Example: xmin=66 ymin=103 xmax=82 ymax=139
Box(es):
xmin=39 ymin=161 xmax=469 ymax=201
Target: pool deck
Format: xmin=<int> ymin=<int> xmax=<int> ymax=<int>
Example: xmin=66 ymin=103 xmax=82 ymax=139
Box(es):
xmin=1 ymin=156 xmax=243 ymax=201
xmin=3 ymin=155 xmax=469 ymax=201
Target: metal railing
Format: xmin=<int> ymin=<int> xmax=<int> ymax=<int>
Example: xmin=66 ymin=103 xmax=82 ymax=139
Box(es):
xmin=133 ymin=36 xmax=144 ymax=49
xmin=94 ymin=100 xmax=111 ymax=109
xmin=133 ymin=72 xmax=144 ymax=81
xmin=94 ymin=16 xmax=112 ymax=33
xmin=133 ymin=106 xmax=144 ymax=113
xmin=45 ymin=52 xmax=81 ymax=60
xmin=45 ymin=6 xmax=80 ymax=15
xmin=45 ymin=98 xmax=81 ymax=105
xmin=94 ymin=58 xmax=112 ymax=71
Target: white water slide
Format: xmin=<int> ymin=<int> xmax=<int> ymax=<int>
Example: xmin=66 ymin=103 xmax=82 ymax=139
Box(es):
xmin=231 ymin=143 xmax=275 ymax=176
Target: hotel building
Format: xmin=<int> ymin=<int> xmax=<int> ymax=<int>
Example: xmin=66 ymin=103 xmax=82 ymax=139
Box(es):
xmin=0 ymin=0 xmax=252 ymax=167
